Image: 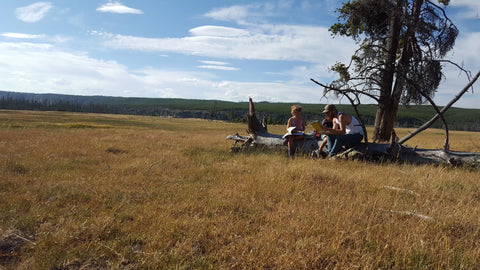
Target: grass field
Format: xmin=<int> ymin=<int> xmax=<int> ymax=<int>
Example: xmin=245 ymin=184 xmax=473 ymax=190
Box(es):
xmin=1 ymin=110 xmax=480 ymax=269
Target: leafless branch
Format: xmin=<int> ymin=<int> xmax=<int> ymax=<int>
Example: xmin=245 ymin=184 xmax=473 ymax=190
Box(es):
xmin=398 ymin=70 xmax=480 ymax=145
xmin=439 ymin=59 xmax=474 ymax=91
xmin=310 ymin=78 xmax=380 ymax=102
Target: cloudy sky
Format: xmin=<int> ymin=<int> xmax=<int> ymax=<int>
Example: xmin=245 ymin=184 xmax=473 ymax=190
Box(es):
xmin=1 ymin=1 xmax=479 ymax=108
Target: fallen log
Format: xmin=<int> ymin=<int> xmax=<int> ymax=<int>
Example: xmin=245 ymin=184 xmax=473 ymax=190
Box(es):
xmin=226 ymin=98 xmax=480 ymax=168
xmin=227 ymin=98 xmax=322 ymax=155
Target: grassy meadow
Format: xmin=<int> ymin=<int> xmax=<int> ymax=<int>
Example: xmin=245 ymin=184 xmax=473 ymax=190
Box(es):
xmin=1 ymin=110 xmax=480 ymax=269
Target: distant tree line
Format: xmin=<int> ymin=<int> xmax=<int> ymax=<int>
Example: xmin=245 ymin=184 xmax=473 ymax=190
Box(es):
xmin=0 ymin=95 xmax=110 ymax=113
xmin=0 ymin=93 xmax=251 ymax=122
xmin=0 ymin=91 xmax=479 ymax=131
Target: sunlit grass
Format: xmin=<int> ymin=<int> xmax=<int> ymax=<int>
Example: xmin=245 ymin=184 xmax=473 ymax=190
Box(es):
xmin=1 ymin=110 xmax=479 ymax=269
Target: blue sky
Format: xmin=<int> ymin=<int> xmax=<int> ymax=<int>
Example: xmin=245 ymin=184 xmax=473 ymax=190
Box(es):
xmin=1 ymin=1 xmax=479 ymax=108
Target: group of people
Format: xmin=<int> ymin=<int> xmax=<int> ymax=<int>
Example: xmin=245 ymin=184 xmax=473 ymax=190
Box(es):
xmin=285 ymin=104 xmax=364 ymax=158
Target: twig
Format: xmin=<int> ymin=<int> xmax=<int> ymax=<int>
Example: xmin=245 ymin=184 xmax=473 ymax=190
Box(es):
xmin=379 ymin=208 xmax=435 ymax=221
xmin=382 ymin=186 xmax=420 ymax=196
xmin=100 ymin=243 xmax=126 ymax=261
xmin=11 ymin=232 xmax=36 ymax=245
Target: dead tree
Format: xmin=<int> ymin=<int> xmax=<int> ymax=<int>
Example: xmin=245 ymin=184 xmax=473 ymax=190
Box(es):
xmin=398 ymin=70 xmax=480 ymax=146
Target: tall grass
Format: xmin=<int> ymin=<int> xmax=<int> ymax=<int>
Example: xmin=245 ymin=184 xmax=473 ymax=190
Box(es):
xmin=1 ymin=110 xmax=479 ymax=269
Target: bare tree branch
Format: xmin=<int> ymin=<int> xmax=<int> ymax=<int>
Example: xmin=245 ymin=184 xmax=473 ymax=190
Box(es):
xmin=311 ymin=78 xmax=369 ymax=144
xmin=398 ymin=70 xmax=480 ymax=145
xmin=439 ymin=59 xmax=474 ymax=91
xmin=310 ymin=78 xmax=380 ymax=102
xmin=415 ymin=87 xmax=450 ymax=151
xmin=343 ymin=93 xmax=369 ymax=144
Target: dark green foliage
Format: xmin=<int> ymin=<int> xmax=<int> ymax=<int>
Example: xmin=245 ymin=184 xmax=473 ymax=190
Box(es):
xmin=329 ymin=0 xmax=392 ymax=40
xmin=0 ymin=91 xmax=478 ymax=131
xmin=329 ymin=0 xmax=458 ymax=106
xmin=325 ymin=0 xmax=460 ymax=141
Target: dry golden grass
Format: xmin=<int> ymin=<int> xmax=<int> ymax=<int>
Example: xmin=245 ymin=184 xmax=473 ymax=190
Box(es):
xmin=1 ymin=110 xmax=480 ymax=269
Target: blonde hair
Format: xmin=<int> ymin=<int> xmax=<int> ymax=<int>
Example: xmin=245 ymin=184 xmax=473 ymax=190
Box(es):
xmin=291 ymin=105 xmax=302 ymax=115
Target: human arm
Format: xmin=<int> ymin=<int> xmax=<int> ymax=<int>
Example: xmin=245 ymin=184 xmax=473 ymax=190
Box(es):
xmin=324 ymin=114 xmax=349 ymax=135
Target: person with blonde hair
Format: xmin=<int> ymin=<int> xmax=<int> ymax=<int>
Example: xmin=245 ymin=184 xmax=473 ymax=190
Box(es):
xmin=285 ymin=105 xmax=306 ymax=158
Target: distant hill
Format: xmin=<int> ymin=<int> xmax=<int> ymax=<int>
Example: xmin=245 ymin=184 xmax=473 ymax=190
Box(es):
xmin=1 ymin=90 xmax=479 ymax=131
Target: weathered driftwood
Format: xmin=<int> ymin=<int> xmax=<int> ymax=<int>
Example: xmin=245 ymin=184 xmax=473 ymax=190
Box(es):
xmin=227 ymin=98 xmax=323 ymax=155
xmin=226 ymin=98 xmax=480 ymax=167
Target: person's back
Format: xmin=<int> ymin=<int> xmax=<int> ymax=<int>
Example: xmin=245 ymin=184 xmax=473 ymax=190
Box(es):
xmin=289 ymin=116 xmax=305 ymax=132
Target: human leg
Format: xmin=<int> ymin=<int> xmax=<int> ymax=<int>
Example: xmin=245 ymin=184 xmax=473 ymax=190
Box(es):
xmin=341 ymin=133 xmax=363 ymax=148
xmin=327 ymin=133 xmax=363 ymax=156
xmin=287 ymin=136 xmax=294 ymax=157
xmin=326 ymin=134 xmax=341 ymax=156
xmin=286 ymin=135 xmax=306 ymax=157
xmin=319 ymin=137 xmax=327 ymax=152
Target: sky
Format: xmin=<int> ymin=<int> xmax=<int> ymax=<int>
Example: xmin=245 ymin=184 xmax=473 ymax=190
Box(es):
xmin=0 ymin=1 xmax=479 ymax=108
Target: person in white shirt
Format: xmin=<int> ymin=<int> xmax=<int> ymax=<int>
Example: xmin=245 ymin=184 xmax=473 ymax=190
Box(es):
xmin=321 ymin=104 xmax=364 ymax=157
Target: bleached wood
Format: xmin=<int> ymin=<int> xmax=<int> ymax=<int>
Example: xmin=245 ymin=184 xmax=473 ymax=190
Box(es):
xmin=227 ymin=98 xmax=480 ymax=167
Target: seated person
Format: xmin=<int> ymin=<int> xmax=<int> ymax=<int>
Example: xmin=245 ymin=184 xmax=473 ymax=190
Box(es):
xmin=321 ymin=104 xmax=364 ymax=157
xmin=317 ymin=116 xmax=334 ymax=158
xmin=285 ymin=105 xmax=306 ymax=157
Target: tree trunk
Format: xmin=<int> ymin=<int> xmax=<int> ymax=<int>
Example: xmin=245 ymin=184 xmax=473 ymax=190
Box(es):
xmin=375 ymin=0 xmax=425 ymax=144
xmin=373 ymin=99 xmax=398 ymax=143
xmin=372 ymin=0 xmax=403 ymax=142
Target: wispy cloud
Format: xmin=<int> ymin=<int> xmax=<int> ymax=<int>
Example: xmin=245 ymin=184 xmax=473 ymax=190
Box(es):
xmin=102 ymin=2 xmax=355 ymax=63
xmin=0 ymin=42 xmax=141 ymax=96
xmin=2 ymin=1 xmax=477 ymax=108
xmin=189 ymin=26 xmax=250 ymax=37
xmin=97 ymin=2 xmax=143 ymax=14
xmin=450 ymin=0 xmax=480 ymax=19
xmin=0 ymin=41 xmax=316 ymax=102
xmin=204 ymin=5 xmax=251 ymax=24
xmin=104 ymin=24 xmax=355 ymax=64
xmin=200 ymin=60 xmax=230 ymax=66
xmin=197 ymin=65 xmax=240 ymax=71
xmin=197 ymin=60 xmax=239 ymax=71
xmin=1 ymin=32 xmax=45 ymax=39
xmin=15 ymin=2 xmax=53 ymax=23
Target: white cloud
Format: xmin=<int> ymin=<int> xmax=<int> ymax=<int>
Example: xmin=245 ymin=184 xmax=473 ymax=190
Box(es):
xmin=0 ymin=41 xmax=319 ymax=103
xmin=204 ymin=5 xmax=250 ymax=23
xmin=448 ymin=32 xmax=480 ymax=67
xmin=197 ymin=65 xmax=240 ymax=71
xmin=0 ymin=32 xmax=71 ymax=44
xmin=189 ymin=26 xmax=250 ymax=37
xmin=0 ymin=42 xmax=140 ymax=96
xmin=15 ymin=2 xmax=53 ymax=23
xmin=1 ymin=33 xmax=44 ymax=39
xmin=435 ymin=32 xmax=480 ymax=108
xmin=0 ymin=40 xmax=476 ymax=107
xmin=449 ymin=0 xmax=480 ymax=19
xmin=197 ymin=60 xmax=239 ymax=71
xmin=89 ymin=30 xmax=115 ymax=38
xmin=96 ymin=2 xmax=143 ymax=14
xmin=2 ymin=1 xmax=477 ymax=108
xmin=104 ymin=24 xmax=356 ymax=63
xmin=199 ymin=60 xmax=230 ymax=66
